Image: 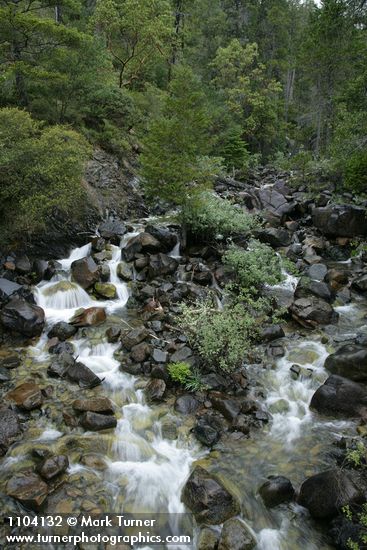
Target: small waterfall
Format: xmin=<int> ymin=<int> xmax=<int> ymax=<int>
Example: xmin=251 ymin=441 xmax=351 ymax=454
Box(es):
xmin=58 ymin=242 xmax=92 ymax=270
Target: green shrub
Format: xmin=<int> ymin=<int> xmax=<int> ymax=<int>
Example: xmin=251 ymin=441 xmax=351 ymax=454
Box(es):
xmin=178 ymin=298 xmax=262 ymax=372
xmin=223 ymin=241 xmax=283 ymax=292
xmin=167 ymin=362 xmax=205 ymax=391
xmin=181 ymin=192 xmax=259 ymax=240
xmin=344 ymin=150 xmax=367 ymax=194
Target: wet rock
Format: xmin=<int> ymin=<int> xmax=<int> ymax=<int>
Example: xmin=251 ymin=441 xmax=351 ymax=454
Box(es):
xmin=294 ymin=277 xmax=333 ymax=303
xmin=6 ymin=472 xmax=48 ymax=510
xmin=71 ymin=256 xmax=99 ymax=290
xmin=312 ymin=205 xmax=367 ymax=237
xmin=48 ymin=321 xmax=77 ymax=341
xmin=123 ymin=232 xmax=161 ymax=262
xmin=181 ymin=466 xmax=240 ymax=524
xmin=200 ymin=373 xmax=228 ymax=391
xmin=145 ymin=224 xmax=178 ymax=252
xmin=0 ymin=366 xmax=11 ymax=382
xmin=145 ymin=379 xmax=166 ymax=402
xmin=0 ymin=407 xmax=20 ymax=455
xmin=6 ymin=381 xmax=43 ymax=410
xmin=80 ymin=411 xmax=117 ymax=431
xmin=170 ymin=346 xmax=193 ymax=363
xmin=91 ymin=236 xmax=106 ymax=252
xmin=33 ymin=259 xmax=49 ymax=281
xmin=152 ymin=348 xmax=168 ymax=363
xmin=329 ymin=515 xmax=363 ymax=550
xmin=37 ymin=455 xmax=69 ymax=480
xmin=70 ymin=307 xmax=106 ymax=327
xmin=0 ymin=278 xmax=22 ymax=303
xmin=198 ymin=527 xmax=220 ymax=550
xmin=94 ymin=282 xmax=117 ymax=299
xmin=0 ymin=298 xmax=45 ymax=337
xmin=131 ymin=342 xmax=151 ymax=362
xmin=148 ymin=253 xmax=178 ymax=279
xmin=175 ymin=394 xmax=201 ymax=414
xmin=327 ymin=268 xmax=349 ymax=290
xmin=100 ymin=263 xmax=111 ymax=282
xmin=260 ymin=324 xmax=285 ymax=342
xmin=310 ymin=375 xmax=367 ymax=418
xmin=210 ymin=393 xmax=241 ymax=422
xmin=98 ymin=219 xmax=127 ymax=243
xmin=324 ymin=345 xmax=367 ymax=382
xmin=93 ymin=250 xmax=112 ymax=263
xmin=15 ymin=255 xmax=31 ymax=274
xmin=255 ymin=227 xmax=292 ymax=247
xmin=193 ymin=270 xmax=212 ymax=286
xmin=47 ymin=352 xmax=75 ymax=378
xmin=106 ymin=326 xmax=121 ymax=343
xmin=289 ymin=297 xmax=338 ymax=328
xmin=72 ymin=397 xmax=114 ymax=414
xmin=290 ymin=364 xmax=313 ymax=380
xmin=117 ymin=261 xmax=133 ymax=281
xmin=218 ymin=518 xmax=256 ymax=550
xmin=193 ymin=416 xmax=221 ymax=447
xmin=66 ymin=362 xmax=102 ymax=389
xmin=353 ymin=274 xmax=367 ymax=293
xmin=259 ymin=476 xmax=295 ymax=508
xmin=297 ymin=469 xmax=364 ymax=519
xmin=257 ymin=187 xmax=295 ymax=222
xmin=121 ymin=327 xmax=149 ymax=350
xmin=308 ymin=263 xmax=328 ymax=281
xmin=0 ymin=353 xmax=21 ymax=369
xmin=267 ymin=342 xmax=285 ymax=358
xmin=48 ymin=340 xmax=74 ymax=355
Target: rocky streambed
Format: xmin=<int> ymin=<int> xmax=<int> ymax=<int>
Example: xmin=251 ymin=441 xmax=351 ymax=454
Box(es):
xmin=1 ymin=174 xmax=367 ymax=549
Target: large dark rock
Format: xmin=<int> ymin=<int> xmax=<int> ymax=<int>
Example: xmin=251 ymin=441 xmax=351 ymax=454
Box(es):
xmin=69 ymin=307 xmax=106 ymax=327
xmin=353 ymin=274 xmax=367 ymax=293
xmin=6 ymin=472 xmax=49 ymax=510
xmin=181 ymin=466 xmax=241 ymax=524
xmin=193 ymin=415 xmax=221 ymax=447
xmin=175 ymin=394 xmax=201 ymax=415
xmin=294 ymin=277 xmax=333 ymax=303
xmin=324 ymin=345 xmax=367 ymax=382
xmin=15 ymin=255 xmax=31 ymax=274
xmin=71 ymin=256 xmax=99 ymax=289
xmin=218 ymin=518 xmax=256 ymax=550
xmin=0 ymin=408 xmax=20 ymax=456
xmin=260 ymin=324 xmax=285 ymax=342
xmin=255 ymin=227 xmax=292 ymax=247
xmin=48 ymin=321 xmax=77 ymax=342
xmin=148 ymin=253 xmax=178 ymax=279
xmin=289 ymin=297 xmax=338 ymax=328
xmin=145 ymin=224 xmax=178 ymax=252
xmin=36 ymin=455 xmax=69 ymax=480
xmin=0 ymin=298 xmax=45 ymax=337
xmin=80 ymin=411 xmax=117 ymax=431
xmin=121 ymin=327 xmax=149 ymax=350
xmin=0 ymin=278 xmax=22 ymax=303
xmin=259 ymin=476 xmax=295 ymax=508
xmin=310 ymin=375 xmax=367 ymax=418
xmin=297 ymin=469 xmax=365 ymax=519
xmin=312 ymin=205 xmax=367 ymax=237
xmin=257 ymin=187 xmax=295 ymax=222
xmin=122 ymin=232 xmax=161 ymax=262
xmin=98 ymin=219 xmax=127 ymax=243
xmin=6 ymin=381 xmax=43 ymax=410
xmin=72 ymin=397 xmax=114 ymax=414
xmin=210 ymin=393 xmax=241 ymax=422
xmin=47 ymin=352 xmax=75 ymax=378
xmin=145 ymin=379 xmax=166 ymax=402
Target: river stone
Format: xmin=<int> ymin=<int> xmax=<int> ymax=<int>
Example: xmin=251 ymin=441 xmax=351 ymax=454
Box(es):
xmin=193 ymin=417 xmax=221 ymax=447
xmin=6 ymin=472 xmax=49 ymax=510
xmin=94 ymin=282 xmax=117 ymax=299
xmin=131 ymin=342 xmax=151 ymax=362
xmin=0 ymin=366 xmax=11 ymax=382
xmin=294 ymin=277 xmax=333 ymax=303
xmin=312 ymin=204 xmax=367 ymax=237
xmin=0 ymin=407 xmax=20 ymax=455
xmin=121 ymin=327 xmax=149 ymax=350
xmin=48 ymin=340 xmax=74 ymax=355
xmin=6 ymin=381 xmax=43 ymax=410
xmin=210 ymin=393 xmax=241 ymax=422
xmin=259 ymin=476 xmax=295 ymax=508
xmin=66 ymin=362 xmax=102 ymax=389
xmin=47 ymin=352 xmax=75 ymax=378
xmin=324 ymin=344 xmax=367 ymax=382
xmin=48 ymin=321 xmax=77 ymax=341
xmin=218 ymin=518 xmax=256 ymax=550
xmin=15 ymin=255 xmax=31 ymax=274
xmin=106 ymin=326 xmax=121 ymax=343
xmin=308 ymin=263 xmax=328 ymax=281
xmin=36 ymin=455 xmax=69 ymax=480
xmin=70 ymin=307 xmax=106 ymax=327
xmin=117 ymin=261 xmax=133 ymax=281
xmin=148 ymin=253 xmax=178 ymax=279
xmin=310 ymin=375 xmax=367 ymax=418
xmin=260 ymin=324 xmax=285 ymax=342
xmin=0 ymin=298 xmax=45 ymax=337
xmin=145 ymin=224 xmax=178 ymax=252
xmin=297 ymin=469 xmax=364 ymax=519
xmin=353 ymin=274 xmax=367 ymax=293
xmin=0 ymin=353 xmax=21 ymax=369
xmin=145 ymin=379 xmax=166 ymax=402
xmin=289 ymin=297 xmax=338 ymax=328
xmin=122 ymin=232 xmax=161 ymax=262
xmin=0 ymin=278 xmax=22 ymax=303
xmin=99 ymin=219 xmax=127 ymax=242
xmin=170 ymin=346 xmax=193 ymax=363
xmin=175 ymin=394 xmax=201 ymax=414
xmin=72 ymin=397 xmax=114 ymax=414
xmin=181 ymin=466 xmax=240 ymax=524
xmin=80 ymin=411 xmax=117 ymax=431
xmin=255 ymin=227 xmax=292 ymax=247
xmin=152 ymin=348 xmax=168 ymax=363
xmin=198 ymin=527 xmax=220 ymax=550
xmin=71 ymin=256 xmax=99 ymax=289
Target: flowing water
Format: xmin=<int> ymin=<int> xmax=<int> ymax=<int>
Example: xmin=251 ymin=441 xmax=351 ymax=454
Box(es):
xmin=1 ymin=232 xmax=367 ymax=549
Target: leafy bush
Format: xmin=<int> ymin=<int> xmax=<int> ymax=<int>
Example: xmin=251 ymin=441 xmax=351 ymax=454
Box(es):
xmin=181 ymin=192 xmax=259 ymax=240
xmin=344 ymin=150 xmax=367 ymax=194
xmin=178 ymin=298 xmax=262 ymax=372
xmin=223 ymin=241 xmax=283 ymax=292
xmin=0 ymin=108 xmax=91 ymax=240
xmin=167 ymin=362 xmax=205 ymax=391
